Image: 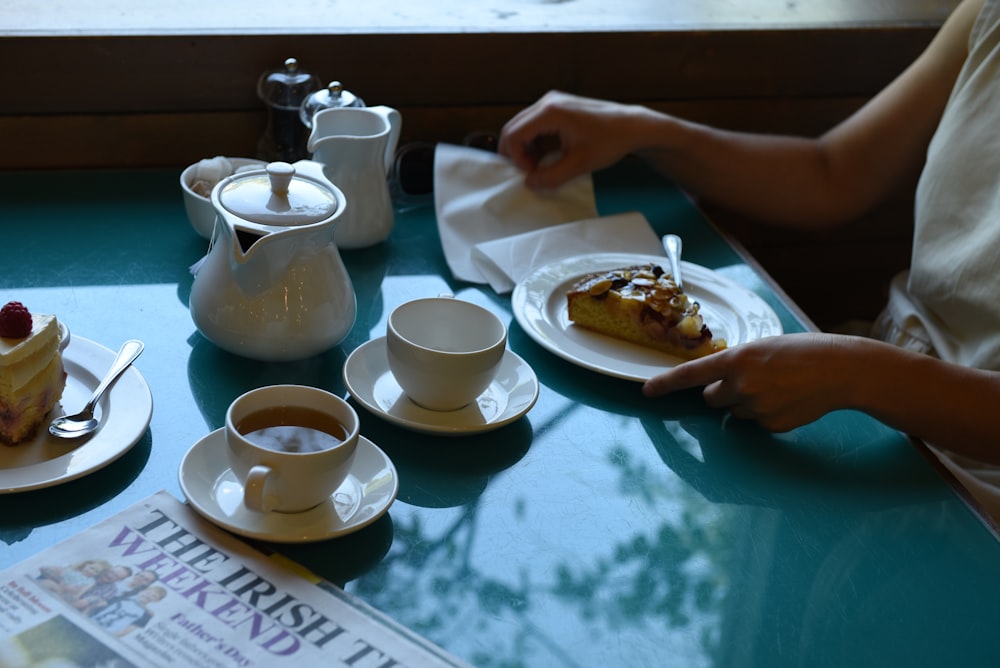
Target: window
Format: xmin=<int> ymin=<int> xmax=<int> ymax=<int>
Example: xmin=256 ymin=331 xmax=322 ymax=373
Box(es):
xmin=1 ymin=0 xmax=958 ymax=169
xmin=4 ymin=0 xmax=958 ymax=35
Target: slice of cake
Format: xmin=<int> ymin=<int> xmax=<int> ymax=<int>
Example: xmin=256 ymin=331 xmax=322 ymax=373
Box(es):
xmin=0 ymin=302 xmax=67 ymax=444
xmin=567 ymin=263 xmax=726 ymax=360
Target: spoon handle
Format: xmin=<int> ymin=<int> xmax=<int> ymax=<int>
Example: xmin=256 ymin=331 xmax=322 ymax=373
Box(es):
xmin=663 ymin=234 xmax=684 ymax=291
xmin=84 ymin=339 xmax=145 ymax=412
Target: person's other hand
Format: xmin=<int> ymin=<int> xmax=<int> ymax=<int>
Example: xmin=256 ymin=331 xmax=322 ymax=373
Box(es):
xmin=642 ymin=333 xmax=861 ymax=432
xmin=498 ymin=90 xmax=646 ymax=190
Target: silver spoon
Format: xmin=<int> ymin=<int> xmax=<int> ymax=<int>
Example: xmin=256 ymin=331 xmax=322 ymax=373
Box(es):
xmin=49 ymin=339 xmax=144 ymax=439
xmin=662 ymin=233 xmax=684 ymax=290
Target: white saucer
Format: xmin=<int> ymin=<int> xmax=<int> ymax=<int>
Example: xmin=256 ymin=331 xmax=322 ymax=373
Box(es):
xmin=178 ymin=428 xmax=398 ymax=543
xmin=343 ymin=337 xmax=539 ymax=436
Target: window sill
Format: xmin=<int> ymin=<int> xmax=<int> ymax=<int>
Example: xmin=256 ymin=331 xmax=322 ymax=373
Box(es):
xmin=3 ymin=0 xmax=960 ymax=36
xmin=0 ymin=0 xmax=959 ymax=169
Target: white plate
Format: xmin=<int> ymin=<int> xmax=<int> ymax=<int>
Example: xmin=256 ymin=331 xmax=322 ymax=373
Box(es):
xmin=343 ymin=337 xmax=539 ymax=436
xmin=512 ymin=252 xmax=783 ymax=382
xmin=179 ymin=429 xmax=398 ymax=543
xmin=0 ymin=336 xmax=153 ymax=493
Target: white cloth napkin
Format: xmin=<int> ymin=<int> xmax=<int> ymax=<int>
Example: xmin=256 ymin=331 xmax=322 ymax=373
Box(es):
xmin=470 ymin=212 xmax=662 ymax=293
xmin=434 ymin=143 xmax=662 ymax=293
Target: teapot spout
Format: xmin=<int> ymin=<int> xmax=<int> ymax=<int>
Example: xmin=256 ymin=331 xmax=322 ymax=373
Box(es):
xmin=227 ymin=227 xmax=277 ymax=297
xmin=235 ymin=228 xmax=267 ymax=255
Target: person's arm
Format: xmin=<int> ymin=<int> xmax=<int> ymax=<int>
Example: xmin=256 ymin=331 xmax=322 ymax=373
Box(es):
xmin=641 ymin=332 xmax=1000 ymax=462
xmin=499 ymin=0 xmax=982 ymax=227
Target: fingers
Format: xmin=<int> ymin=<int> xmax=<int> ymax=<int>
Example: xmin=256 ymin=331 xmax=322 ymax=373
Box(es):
xmin=701 ymin=378 xmax=740 ymax=410
xmin=523 ymin=153 xmax=581 ymax=191
xmin=641 ymin=350 xmax=731 ymax=397
xmin=645 ymin=362 xmax=753 ymax=426
xmin=498 ymin=106 xmax=556 ymax=167
xmin=499 ymin=92 xmax=581 ymax=186
xmin=661 ymin=368 xmax=766 ymax=426
xmin=505 ymin=132 xmax=569 ymax=189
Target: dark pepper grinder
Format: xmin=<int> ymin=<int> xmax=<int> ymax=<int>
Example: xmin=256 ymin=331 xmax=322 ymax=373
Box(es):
xmin=255 ymin=57 xmax=321 ymax=162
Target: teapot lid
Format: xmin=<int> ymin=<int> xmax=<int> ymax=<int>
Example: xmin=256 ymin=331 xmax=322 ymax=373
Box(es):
xmin=219 ymin=162 xmax=337 ymax=226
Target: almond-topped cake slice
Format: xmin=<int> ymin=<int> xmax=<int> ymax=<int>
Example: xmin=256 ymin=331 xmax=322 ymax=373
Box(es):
xmin=566 ymin=263 xmax=726 ymax=360
xmin=0 ymin=302 xmax=67 ymax=444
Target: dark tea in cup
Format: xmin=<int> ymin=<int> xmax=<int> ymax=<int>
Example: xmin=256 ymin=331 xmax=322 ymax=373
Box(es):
xmin=236 ymin=405 xmax=348 ymax=453
xmin=225 ymin=384 xmax=360 ymax=513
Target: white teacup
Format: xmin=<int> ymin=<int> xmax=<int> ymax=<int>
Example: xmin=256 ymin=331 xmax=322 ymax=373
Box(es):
xmin=225 ymin=384 xmax=359 ymax=513
xmin=386 ymin=296 xmax=508 ymax=411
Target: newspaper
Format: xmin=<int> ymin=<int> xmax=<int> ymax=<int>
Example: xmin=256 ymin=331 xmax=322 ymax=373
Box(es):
xmin=0 ymin=491 xmax=469 ymax=668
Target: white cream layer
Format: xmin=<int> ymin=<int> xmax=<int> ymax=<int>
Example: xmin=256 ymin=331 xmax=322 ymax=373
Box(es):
xmin=0 ymin=314 xmax=61 ymax=393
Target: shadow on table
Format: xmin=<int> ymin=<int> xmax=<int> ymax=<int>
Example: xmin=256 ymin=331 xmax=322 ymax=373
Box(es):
xmin=0 ymin=430 xmax=152 ymax=545
xmin=263 ymin=512 xmax=396 ymax=588
xmin=637 ymin=407 xmax=1000 ymax=668
xmin=509 ymin=321 xmax=948 ymax=510
xmin=185 ymin=333 xmax=349 ymax=431
xmin=505 ymin=322 xmax=651 ymax=414
xmin=352 ymin=400 xmax=534 ymax=509
xmin=639 ymin=396 xmax=951 ymax=513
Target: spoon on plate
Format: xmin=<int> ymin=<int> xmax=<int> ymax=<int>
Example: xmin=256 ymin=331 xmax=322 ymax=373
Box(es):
xmin=662 ymin=233 xmax=684 ymax=290
xmin=49 ymin=339 xmax=144 ymax=439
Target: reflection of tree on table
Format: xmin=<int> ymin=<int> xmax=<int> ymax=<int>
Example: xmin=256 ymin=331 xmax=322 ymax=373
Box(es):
xmin=346 ymin=377 xmax=1000 ymax=667
xmin=640 ymin=413 xmax=1000 ymax=667
xmin=347 ymin=394 xmax=731 ymax=667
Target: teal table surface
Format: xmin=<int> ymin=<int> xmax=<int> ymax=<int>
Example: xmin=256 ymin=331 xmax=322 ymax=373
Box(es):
xmin=2 ymin=164 xmax=999 ymax=667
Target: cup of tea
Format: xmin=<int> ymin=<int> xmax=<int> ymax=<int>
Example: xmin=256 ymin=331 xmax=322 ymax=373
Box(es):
xmin=386 ymin=295 xmax=507 ymax=411
xmin=225 ymin=384 xmax=359 ymax=513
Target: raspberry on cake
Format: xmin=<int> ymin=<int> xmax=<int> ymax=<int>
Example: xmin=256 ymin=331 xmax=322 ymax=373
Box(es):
xmin=0 ymin=302 xmax=67 ymax=445
xmin=566 ymin=264 xmax=726 ymax=360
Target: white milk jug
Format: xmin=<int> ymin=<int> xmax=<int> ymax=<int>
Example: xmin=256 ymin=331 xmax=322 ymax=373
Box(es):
xmin=308 ymin=105 xmax=401 ymax=249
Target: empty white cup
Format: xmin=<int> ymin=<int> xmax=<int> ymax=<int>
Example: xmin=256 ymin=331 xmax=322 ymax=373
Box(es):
xmin=386 ymin=296 xmax=507 ymax=411
xmin=225 ymin=384 xmax=359 ymax=513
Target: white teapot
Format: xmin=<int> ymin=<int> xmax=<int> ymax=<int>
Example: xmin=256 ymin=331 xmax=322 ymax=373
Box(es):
xmin=189 ymin=161 xmax=356 ymax=362
xmin=308 ymin=105 xmax=401 ymax=249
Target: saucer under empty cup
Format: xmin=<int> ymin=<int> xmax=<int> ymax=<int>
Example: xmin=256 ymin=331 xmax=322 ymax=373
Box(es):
xmin=385 ymin=296 xmax=507 ymax=411
xmin=344 ymin=337 xmax=539 ymax=435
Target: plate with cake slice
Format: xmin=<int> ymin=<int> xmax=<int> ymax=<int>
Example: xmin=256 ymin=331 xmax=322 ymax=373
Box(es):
xmin=511 ymin=252 xmax=783 ymax=381
xmin=0 ymin=309 xmax=152 ymax=493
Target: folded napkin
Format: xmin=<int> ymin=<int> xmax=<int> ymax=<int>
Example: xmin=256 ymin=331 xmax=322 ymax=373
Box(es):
xmin=434 ymin=143 xmax=663 ymax=293
xmin=470 ymin=213 xmax=663 ymax=293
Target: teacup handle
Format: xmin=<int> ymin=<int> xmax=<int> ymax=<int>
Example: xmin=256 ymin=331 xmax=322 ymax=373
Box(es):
xmin=243 ymin=465 xmax=276 ymax=513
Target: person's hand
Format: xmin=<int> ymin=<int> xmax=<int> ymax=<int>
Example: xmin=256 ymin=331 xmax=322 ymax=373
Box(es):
xmin=498 ymin=90 xmax=650 ymax=190
xmin=642 ymin=333 xmax=862 ymax=432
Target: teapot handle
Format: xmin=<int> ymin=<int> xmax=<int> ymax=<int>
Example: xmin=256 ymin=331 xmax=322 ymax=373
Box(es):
xmin=370 ymin=105 xmax=402 ymax=173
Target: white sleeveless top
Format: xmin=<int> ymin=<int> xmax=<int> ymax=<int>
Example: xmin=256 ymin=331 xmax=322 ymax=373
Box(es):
xmin=883 ymin=0 xmax=1000 ymax=369
xmin=879 ymin=0 xmax=1000 ymax=521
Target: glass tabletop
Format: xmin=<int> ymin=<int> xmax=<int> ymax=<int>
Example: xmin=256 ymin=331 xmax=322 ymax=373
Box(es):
xmin=1 ymin=163 xmax=998 ymax=667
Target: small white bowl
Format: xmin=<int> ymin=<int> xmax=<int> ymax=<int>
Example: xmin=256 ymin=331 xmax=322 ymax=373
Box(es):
xmin=180 ymin=157 xmax=266 ymax=239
